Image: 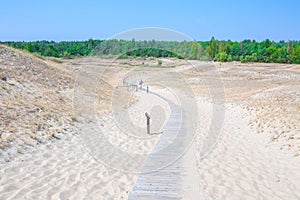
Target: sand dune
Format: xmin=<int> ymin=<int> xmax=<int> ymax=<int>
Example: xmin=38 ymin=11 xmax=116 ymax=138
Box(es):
xmin=193 ymin=101 xmax=300 ymax=199
xmin=1 ymin=55 xmax=299 ymax=199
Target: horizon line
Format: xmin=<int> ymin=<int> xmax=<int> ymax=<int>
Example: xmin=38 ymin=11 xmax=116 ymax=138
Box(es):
xmin=1 ymin=38 xmax=300 ymax=43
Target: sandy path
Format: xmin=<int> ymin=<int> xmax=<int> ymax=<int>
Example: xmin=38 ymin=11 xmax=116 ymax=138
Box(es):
xmin=129 ymin=92 xmax=300 ymax=199
xmin=129 ymin=89 xmax=185 ymax=199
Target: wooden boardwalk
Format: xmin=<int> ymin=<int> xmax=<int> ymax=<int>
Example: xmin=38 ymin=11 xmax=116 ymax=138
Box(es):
xmin=129 ymin=90 xmax=191 ymax=200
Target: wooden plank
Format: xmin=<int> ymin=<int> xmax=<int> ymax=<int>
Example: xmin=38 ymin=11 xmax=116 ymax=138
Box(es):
xmin=129 ymin=91 xmax=188 ymax=200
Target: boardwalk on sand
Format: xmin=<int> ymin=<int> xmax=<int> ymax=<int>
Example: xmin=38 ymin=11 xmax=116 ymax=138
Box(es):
xmin=129 ymin=89 xmax=192 ymax=200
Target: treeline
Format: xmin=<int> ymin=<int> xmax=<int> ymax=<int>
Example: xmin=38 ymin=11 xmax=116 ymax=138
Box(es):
xmin=1 ymin=40 xmax=102 ymax=58
xmin=1 ymin=38 xmax=300 ymax=64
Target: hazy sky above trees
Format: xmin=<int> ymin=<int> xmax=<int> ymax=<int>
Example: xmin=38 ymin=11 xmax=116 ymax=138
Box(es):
xmin=0 ymin=0 xmax=299 ymax=41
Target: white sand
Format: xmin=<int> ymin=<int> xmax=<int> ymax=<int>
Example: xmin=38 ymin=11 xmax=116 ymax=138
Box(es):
xmin=1 ymin=89 xmax=299 ymax=200
xmin=0 ymin=86 xmax=173 ymax=199
xmin=1 ymin=57 xmax=299 ymax=199
xmin=189 ymin=101 xmax=300 ymax=199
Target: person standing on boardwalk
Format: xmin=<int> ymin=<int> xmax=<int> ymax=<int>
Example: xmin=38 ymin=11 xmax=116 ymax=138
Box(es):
xmin=139 ymin=79 xmax=143 ymax=89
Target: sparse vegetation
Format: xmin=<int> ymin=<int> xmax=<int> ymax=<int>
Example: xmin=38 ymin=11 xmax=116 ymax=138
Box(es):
xmin=71 ymin=116 xmax=77 ymax=122
xmin=157 ymin=59 xmax=162 ymax=66
xmin=49 ymin=57 xmax=63 ymax=64
xmin=0 ymin=45 xmax=74 ymax=153
xmin=32 ymin=53 xmax=45 ymax=60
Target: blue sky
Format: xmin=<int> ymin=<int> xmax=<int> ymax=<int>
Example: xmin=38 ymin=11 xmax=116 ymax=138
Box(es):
xmin=0 ymin=0 xmax=299 ymax=41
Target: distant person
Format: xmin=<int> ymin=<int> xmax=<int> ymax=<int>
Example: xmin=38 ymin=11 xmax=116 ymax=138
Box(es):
xmin=139 ymin=79 xmax=143 ymax=89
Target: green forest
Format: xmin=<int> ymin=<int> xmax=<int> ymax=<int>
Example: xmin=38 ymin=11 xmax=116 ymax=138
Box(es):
xmin=1 ymin=38 xmax=300 ymax=64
